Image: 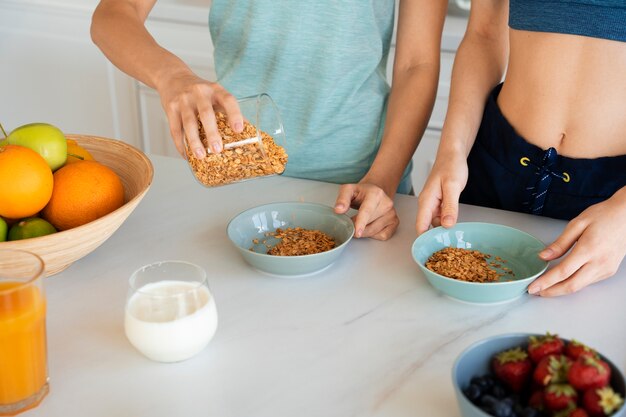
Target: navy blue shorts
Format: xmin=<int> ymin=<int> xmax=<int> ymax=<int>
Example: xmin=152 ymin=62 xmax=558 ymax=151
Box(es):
xmin=459 ymin=84 xmax=626 ymax=221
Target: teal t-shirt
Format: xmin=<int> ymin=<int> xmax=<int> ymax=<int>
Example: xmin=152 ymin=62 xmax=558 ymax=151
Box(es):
xmin=209 ymin=1 xmax=412 ymax=194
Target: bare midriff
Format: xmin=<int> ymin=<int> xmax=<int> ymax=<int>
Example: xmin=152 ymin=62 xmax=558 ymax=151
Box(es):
xmin=498 ymin=29 xmax=626 ymax=158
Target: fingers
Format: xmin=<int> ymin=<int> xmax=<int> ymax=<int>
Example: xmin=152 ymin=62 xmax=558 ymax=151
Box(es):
xmin=339 ymin=184 xmax=394 ymax=239
xmin=353 ymin=188 xmax=388 ymax=238
xmin=196 ymin=106 xmax=222 ymax=155
xmin=416 ymin=188 xmax=441 ymax=235
xmin=528 ymin=244 xmax=589 ymax=295
xmin=214 ymin=89 xmax=244 ymax=133
xmin=160 ymin=77 xmax=236 ymax=159
xmin=439 ymin=180 xmax=462 ymax=228
xmin=432 ymin=215 xmax=441 ymax=228
xmin=415 ymin=176 xmax=463 ymax=235
xmin=534 ymin=262 xmax=607 ymax=297
xmin=358 ymin=210 xmax=399 ymax=241
xmin=539 ymin=217 xmax=586 ymax=261
xmin=529 ymin=236 xmax=620 ymax=297
xmin=334 ymin=184 xmax=356 ymax=214
xmin=180 ymin=106 xmax=206 ymax=159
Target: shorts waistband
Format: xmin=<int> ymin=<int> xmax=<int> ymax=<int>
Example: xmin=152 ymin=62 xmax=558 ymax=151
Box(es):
xmin=476 ymin=83 xmax=626 ymax=194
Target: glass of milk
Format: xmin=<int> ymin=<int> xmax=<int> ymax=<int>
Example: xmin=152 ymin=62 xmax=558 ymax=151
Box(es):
xmin=124 ymin=261 xmax=218 ymax=362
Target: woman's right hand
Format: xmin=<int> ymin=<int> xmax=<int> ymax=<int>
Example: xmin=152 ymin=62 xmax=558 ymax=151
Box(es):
xmin=155 ymin=69 xmax=244 ymax=159
xmin=415 ymin=150 xmax=468 ymax=235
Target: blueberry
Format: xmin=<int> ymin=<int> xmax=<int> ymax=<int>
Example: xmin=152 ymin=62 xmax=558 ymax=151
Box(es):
xmin=480 ymin=394 xmax=498 ymax=408
xmin=471 ymin=375 xmax=486 ymax=389
xmin=463 ymin=384 xmax=482 ymax=403
xmin=481 ymin=374 xmax=496 ymax=389
xmin=512 ymin=402 xmax=525 ymax=416
xmin=491 ymin=401 xmax=514 ymax=417
xmin=501 ymin=397 xmax=514 ymax=407
xmin=472 ymin=375 xmax=494 ymax=391
xmin=491 ymin=384 xmax=507 ymax=399
xmin=507 ymin=393 xmax=521 ymax=405
xmin=470 ymin=375 xmax=482 ymax=385
xmin=520 ymin=407 xmax=541 ymax=417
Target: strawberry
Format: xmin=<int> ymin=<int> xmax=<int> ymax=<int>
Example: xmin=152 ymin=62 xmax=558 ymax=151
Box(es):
xmin=553 ymin=406 xmax=590 ymax=417
xmin=528 ymin=389 xmax=545 ymax=411
xmin=568 ymin=356 xmax=611 ymax=391
xmin=583 ymin=387 xmax=625 ymax=417
xmin=544 ymin=384 xmax=578 ymax=412
xmin=534 ymin=354 xmax=572 ymax=386
xmin=492 ymin=347 xmax=533 ymax=392
xmin=528 ymin=332 xmax=565 ymax=363
xmin=570 ymin=408 xmax=591 ymax=417
xmin=565 ymin=339 xmax=598 ymax=361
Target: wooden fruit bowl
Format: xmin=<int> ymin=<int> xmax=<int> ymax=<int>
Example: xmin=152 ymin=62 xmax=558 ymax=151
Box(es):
xmin=0 ymin=134 xmax=153 ymax=276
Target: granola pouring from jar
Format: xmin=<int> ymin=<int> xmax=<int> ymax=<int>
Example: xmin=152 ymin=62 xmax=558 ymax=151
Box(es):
xmin=186 ymin=112 xmax=288 ymax=187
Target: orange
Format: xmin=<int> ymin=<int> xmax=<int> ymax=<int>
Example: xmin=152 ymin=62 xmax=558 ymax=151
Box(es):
xmin=0 ymin=144 xmax=53 ymax=219
xmin=42 ymin=160 xmax=125 ymax=231
xmin=65 ymin=140 xmax=94 ymax=165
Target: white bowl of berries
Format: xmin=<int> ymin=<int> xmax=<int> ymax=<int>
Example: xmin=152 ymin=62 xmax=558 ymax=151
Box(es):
xmin=452 ymin=333 xmax=625 ymax=417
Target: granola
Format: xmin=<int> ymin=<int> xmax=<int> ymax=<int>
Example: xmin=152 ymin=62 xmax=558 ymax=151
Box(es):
xmin=186 ymin=112 xmax=288 ymax=186
xmin=252 ymin=227 xmax=336 ymax=256
xmin=425 ymin=247 xmax=514 ymax=283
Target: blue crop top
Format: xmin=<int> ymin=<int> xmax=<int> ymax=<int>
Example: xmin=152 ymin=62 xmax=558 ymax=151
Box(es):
xmin=509 ymin=0 xmax=626 ymax=42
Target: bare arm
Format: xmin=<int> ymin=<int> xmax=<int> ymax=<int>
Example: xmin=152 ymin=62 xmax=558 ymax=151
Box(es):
xmin=437 ymin=0 xmax=509 ymax=161
xmin=334 ymin=0 xmax=447 ymax=241
xmin=91 ymin=0 xmax=243 ymax=158
xmin=91 ymin=0 xmax=179 ymax=90
xmin=363 ymin=0 xmax=448 ymax=198
xmin=415 ymin=0 xmax=509 ymax=234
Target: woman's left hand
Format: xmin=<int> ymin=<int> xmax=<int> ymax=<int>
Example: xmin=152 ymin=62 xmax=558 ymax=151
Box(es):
xmin=334 ymin=183 xmax=399 ymax=241
xmin=528 ymin=189 xmax=626 ymax=296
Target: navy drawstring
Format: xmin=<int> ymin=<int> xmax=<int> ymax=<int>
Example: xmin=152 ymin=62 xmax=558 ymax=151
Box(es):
xmin=521 ymin=148 xmax=569 ymax=214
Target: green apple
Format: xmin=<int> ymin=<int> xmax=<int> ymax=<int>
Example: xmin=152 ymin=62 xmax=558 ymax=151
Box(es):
xmin=8 ymin=217 xmax=56 ymax=241
xmin=0 ymin=217 xmax=7 ymax=242
xmin=7 ymin=122 xmax=67 ymax=170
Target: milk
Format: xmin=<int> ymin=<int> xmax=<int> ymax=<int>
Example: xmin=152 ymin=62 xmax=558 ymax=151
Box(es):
xmin=124 ymin=280 xmax=218 ymax=362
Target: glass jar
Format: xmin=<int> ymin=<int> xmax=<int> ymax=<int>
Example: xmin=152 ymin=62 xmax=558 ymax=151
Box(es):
xmin=186 ymin=93 xmax=288 ymax=187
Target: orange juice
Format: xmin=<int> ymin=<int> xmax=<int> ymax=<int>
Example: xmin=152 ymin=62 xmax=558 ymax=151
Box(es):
xmin=0 ymin=281 xmax=48 ymax=414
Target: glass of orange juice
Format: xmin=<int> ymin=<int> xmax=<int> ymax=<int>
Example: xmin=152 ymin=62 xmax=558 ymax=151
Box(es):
xmin=0 ymin=250 xmax=48 ymax=416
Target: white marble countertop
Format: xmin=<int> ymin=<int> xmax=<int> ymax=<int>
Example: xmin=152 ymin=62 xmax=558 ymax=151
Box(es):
xmin=23 ymin=154 xmax=626 ymax=417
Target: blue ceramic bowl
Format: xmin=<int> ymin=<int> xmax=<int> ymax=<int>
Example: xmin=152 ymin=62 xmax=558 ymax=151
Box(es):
xmin=452 ymin=333 xmax=626 ymax=417
xmin=411 ymin=223 xmax=549 ymax=304
xmin=226 ymin=202 xmax=354 ymax=277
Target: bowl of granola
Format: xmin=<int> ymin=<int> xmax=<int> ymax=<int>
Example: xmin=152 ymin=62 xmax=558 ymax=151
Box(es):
xmin=226 ymin=202 xmax=354 ymax=277
xmin=411 ymin=222 xmax=549 ymax=304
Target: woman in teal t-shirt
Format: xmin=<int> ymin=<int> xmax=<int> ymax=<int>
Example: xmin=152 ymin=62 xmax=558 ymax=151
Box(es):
xmin=91 ymin=0 xmax=447 ymax=241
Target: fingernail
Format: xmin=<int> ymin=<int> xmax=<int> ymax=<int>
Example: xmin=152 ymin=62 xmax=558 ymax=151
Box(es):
xmin=442 ymin=215 xmax=454 ymax=226
xmin=234 ymin=121 xmax=243 ymax=132
xmin=356 ymin=228 xmax=363 ymax=238
xmin=528 ymin=285 xmax=540 ymax=295
xmin=539 ymin=248 xmax=553 ymax=259
xmin=194 ymin=148 xmax=205 ymax=158
xmin=335 ymin=203 xmax=344 ymax=211
xmin=210 ymin=143 xmax=222 ymax=154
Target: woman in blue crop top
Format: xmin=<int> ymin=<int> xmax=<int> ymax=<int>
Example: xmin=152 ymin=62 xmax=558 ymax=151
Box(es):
xmin=91 ymin=0 xmax=448 ymax=242
xmin=416 ymin=0 xmax=626 ymax=296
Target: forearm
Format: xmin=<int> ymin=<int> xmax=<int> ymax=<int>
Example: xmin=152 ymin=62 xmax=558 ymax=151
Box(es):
xmin=362 ymin=0 xmax=447 ymax=197
xmin=438 ymin=1 xmax=509 ymax=158
xmin=91 ymin=0 xmax=192 ymax=90
xmin=363 ymin=64 xmax=439 ymax=197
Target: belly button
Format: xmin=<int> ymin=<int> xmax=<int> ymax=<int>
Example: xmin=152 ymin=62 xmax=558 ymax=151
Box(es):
xmin=558 ymin=132 xmax=566 ymax=144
